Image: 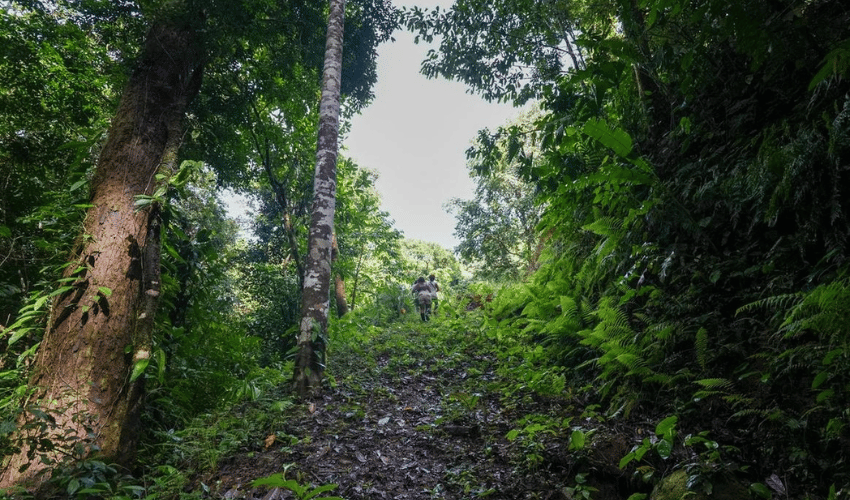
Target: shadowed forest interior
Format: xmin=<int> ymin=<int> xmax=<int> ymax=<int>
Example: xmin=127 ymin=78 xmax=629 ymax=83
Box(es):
xmin=1 ymin=0 xmax=850 ymax=498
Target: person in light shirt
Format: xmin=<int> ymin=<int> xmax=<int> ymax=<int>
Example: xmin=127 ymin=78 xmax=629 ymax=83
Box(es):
xmin=411 ymin=277 xmax=433 ymax=321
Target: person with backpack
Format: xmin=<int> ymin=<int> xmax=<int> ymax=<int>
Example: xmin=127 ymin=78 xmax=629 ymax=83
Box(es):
xmin=412 ymin=276 xmax=433 ymax=321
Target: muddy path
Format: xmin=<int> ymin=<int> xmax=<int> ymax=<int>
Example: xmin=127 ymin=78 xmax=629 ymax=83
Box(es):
xmin=197 ymin=322 xmax=637 ymax=499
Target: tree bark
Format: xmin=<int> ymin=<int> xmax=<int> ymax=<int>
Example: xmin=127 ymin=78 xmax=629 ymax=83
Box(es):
xmin=293 ymin=0 xmax=345 ymax=398
xmin=618 ymin=0 xmax=671 ymax=141
xmin=0 ymin=21 xmax=202 ymax=489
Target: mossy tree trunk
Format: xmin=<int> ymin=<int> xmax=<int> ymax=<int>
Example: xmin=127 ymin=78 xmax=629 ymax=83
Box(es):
xmin=0 ymin=21 xmax=203 ymax=489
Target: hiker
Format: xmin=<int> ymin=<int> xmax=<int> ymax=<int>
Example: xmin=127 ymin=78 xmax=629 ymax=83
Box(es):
xmin=428 ymin=274 xmax=440 ymax=313
xmin=411 ymin=276 xmax=433 ymax=322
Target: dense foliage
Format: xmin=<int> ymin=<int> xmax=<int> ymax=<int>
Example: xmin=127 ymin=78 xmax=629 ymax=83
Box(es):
xmin=0 ymin=0 xmax=399 ymax=492
xmin=407 ymin=0 xmax=850 ymax=497
xmin=2 ymin=0 xmax=850 ymax=497
xmin=448 ymin=109 xmax=546 ymax=281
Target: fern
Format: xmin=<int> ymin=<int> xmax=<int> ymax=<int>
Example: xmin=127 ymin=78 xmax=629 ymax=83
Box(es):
xmin=695 ymin=327 xmax=709 ymax=371
xmin=735 ymin=292 xmax=803 ymax=317
xmin=694 ymin=378 xmax=732 ymax=389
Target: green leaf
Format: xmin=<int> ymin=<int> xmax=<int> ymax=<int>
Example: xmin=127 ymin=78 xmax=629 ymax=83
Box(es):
xmin=581 ymin=118 xmax=633 ymax=158
xmin=48 ymin=286 xmax=75 ymax=297
xmin=569 ymin=429 xmax=586 ymax=451
xmin=8 ymin=328 xmax=34 ymax=346
xmin=67 ymin=478 xmax=80 ymax=495
xmin=694 ymin=378 xmax=730 ymax=389
xmin=252 ymin=474 xmax=306 ymax=496
xmin=809 ymin=42 xmax=850 ymax=90
xmin=34 ymin=295 xmax=49 ymax=311
xmin=173 ymin=160 xmax=201 ymax=187
xmin=656 ymin=438 xmax=673 ymax=459
xmin=655 ymin=415 xmax=678 ymax=439
xmin=0 ymin=225 xmax=10 ymax=238
xmin=816 ymin=389 xmax=835 ymax=403
xmin=822 ymin=348 xmax=843 ymax=365
xmin=134 ymin=196 xmax=154 ymax=209
xmin=812 ymin=371 xmax=828 ymax=389
xmin=619 ymin=451 xmax=636 ymax=469
xmin=130 ymin=358 xmax=149 ymax=382
xmin=749 ymin=482 xmax=772 ymax=499
xmin=304 ymin=483 xmax=339 ymax=500
xmin=155 ymin=347 xmax=167 ymax=384
xmin=98 ymin=286 xmax=113 ymax=297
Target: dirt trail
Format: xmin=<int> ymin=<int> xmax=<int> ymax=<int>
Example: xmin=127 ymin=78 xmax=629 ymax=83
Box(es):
xmin=200 ymin=324 xmax=633 ymax=499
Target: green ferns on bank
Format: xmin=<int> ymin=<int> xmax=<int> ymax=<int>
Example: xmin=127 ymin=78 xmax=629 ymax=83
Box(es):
xmin=475 ymin=96 xmax=850 ymax=497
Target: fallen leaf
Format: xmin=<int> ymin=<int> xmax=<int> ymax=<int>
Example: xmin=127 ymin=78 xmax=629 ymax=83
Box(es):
xmin=766 ymin=474 xmax=786 ymax=495
xmin=263 ymin=434 xmax=275 ymax=449
xmin=356 ymin=451 xmax=367 ymax=463
xmin=378 ymin=416 xmax=390 ymax=426
xmin=308 ymin=402 xmax=316 ymax=413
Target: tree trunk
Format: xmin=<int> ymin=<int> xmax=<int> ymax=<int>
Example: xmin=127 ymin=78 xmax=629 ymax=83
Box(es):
xmin=293 ymin=0 xmax=345 ymax=398
xmin=262 ymin=149 xmax=305 ymax=287
xmin=0 ymin=21 xmax=202 ymax=489
xmin=332 ymin=232 xmax=349 ymax=317
xmin=618 ymin=0 xmax=671 ymax=142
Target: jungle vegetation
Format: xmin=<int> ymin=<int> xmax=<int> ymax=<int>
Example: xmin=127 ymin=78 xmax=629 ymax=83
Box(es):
xmin=0 ymin=0 xmax=848 ymax=498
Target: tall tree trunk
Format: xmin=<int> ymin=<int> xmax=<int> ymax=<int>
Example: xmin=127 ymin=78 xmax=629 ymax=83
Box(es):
xmin=262 ymin=149 xmax=305 ymax=287
xmin=332 ymin=232 xmax=349 ymax=317
xmin=0 ymin=21 xmax=202 ymax=489
xmin=293 ymin=0 xmax=345 ymax=397
xmin=618 ymin=0 xmax=671 ymax=143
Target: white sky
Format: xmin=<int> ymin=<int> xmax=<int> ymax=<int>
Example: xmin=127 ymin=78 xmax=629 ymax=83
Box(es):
xmin=342 ymin=0 xmax=521 ymax=251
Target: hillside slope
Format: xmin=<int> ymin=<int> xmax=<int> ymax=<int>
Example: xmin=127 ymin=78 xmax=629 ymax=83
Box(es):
xmin=193 ymin=316 xmax=641 ymax=500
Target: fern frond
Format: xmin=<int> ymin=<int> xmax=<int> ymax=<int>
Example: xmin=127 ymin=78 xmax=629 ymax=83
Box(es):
xmin=695 ymin=327 xmax=709 ymax=370
xmin=643 ymin=373 xmax=673 ymax=385
xmin=694 ymin=378 xmax=732 ymax=389
xmin=729 ymin=407 xmax=777 ymax=420
xmin=736 ymin=293 xmax=803 ymax=316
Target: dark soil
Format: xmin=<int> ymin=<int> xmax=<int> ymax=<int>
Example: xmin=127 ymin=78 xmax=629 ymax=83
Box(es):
xmin=197 ymin=322 xmax=641 ymax=500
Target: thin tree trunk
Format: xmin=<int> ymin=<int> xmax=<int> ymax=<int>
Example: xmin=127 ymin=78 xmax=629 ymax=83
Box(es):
xmin=618 ymin=0 xmax=670 ymax=142
xmin=350 ymin=246 xmax=365 ymax=311
xmin=332 ymin=232 xmax=348 ymax=317
xmin=262 ymin=148 xmax=305 ymax=287
xmin=293 ymin=0 xmax=345 ymax=397
xmin=0 ymin=21 xmax=202 ymax=489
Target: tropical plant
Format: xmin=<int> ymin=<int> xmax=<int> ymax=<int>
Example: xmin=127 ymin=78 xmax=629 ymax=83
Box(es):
xmin=448 ymin=109 xmax=546 ymax=281
xmin=414 ymin=0 xmax=850 ymax=497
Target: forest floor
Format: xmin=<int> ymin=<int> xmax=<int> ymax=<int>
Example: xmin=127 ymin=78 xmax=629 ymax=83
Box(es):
xmin=191 ymin=315 xmax=645 ymax=500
